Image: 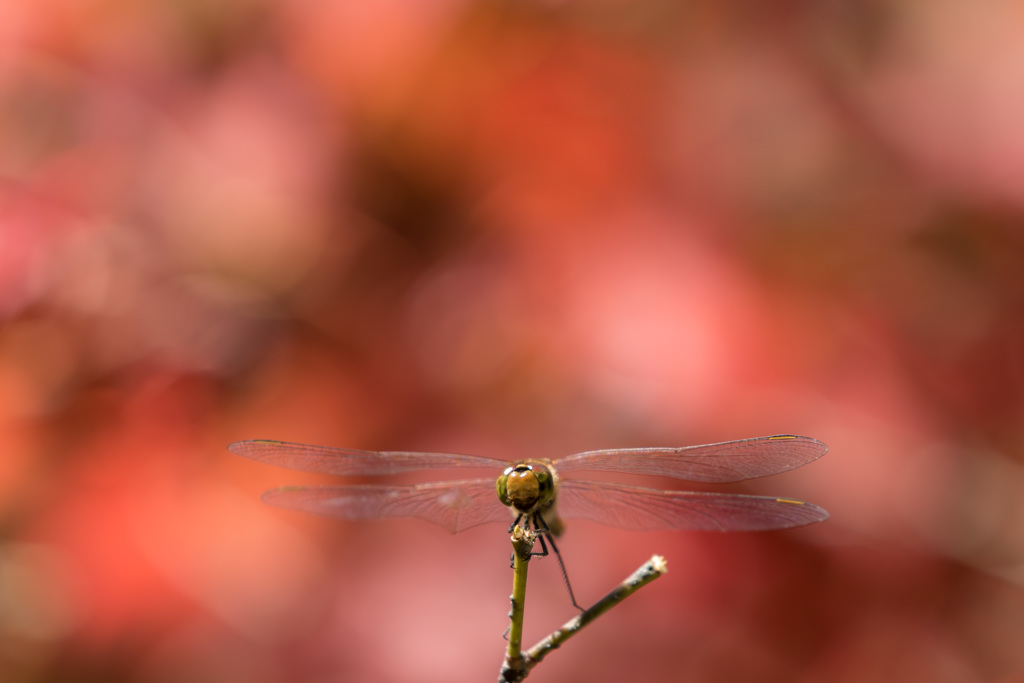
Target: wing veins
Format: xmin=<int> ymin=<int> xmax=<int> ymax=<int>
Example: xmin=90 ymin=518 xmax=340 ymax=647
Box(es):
xmin=557 ymin=480 xmax=828 ymax=532
xmin=260 ymin=479 xmax=509 ymax=533
xmin=553 ymin=435 xmax=827 ymax=483
xmin=229 ymin=439 xmax=507 ymax=476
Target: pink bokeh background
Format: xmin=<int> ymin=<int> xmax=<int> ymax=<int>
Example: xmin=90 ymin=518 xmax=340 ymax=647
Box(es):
xmin=4 ymin=1 xmax=1024 ymax=681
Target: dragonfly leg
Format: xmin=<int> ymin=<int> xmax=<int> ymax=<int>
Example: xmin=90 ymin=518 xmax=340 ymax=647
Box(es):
xmin=507 ymin=513 xmax=524 ymax=568
xmin=509 ymin=525 xmax=549 ymax=566
xmin=532 ymin=512 xmax=583 ymax=612
xmin=532 ymin=532 xmax=550 ymax=558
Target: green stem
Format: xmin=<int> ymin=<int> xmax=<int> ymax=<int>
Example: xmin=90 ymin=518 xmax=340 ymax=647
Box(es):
xmin=502 ymin=526 xmax=536 ymax=678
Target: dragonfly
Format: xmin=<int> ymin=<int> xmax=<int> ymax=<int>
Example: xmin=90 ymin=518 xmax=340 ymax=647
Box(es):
xmin=230 ymin=434 xmax=828 ymax=608
xmin=229 ymin=433 xmax=828 ymax=550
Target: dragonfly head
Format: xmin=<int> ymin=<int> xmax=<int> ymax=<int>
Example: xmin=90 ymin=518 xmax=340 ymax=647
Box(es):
xmin=496 ymin=462 xmax=555 ymax=514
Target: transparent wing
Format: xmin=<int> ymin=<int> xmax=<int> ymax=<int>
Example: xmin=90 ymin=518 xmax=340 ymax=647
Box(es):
xmin=557 ymin=480 xmax=829 ymax=532
xmin=260 ymin=479 xmax=511 ymax=534
xmin=229 ymin=439 xmax=507 ymax=476
xmin=552 ymin=435 xmax=827 ymax=483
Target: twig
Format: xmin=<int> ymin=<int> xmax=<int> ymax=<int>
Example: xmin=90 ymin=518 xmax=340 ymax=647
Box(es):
xmin=502 ymin=525 xmax=536 ymax=674
xmin=498 ymin=551 xmax=668 ymax=682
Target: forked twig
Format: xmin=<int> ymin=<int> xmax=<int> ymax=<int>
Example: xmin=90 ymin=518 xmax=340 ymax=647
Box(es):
xmin=498 ymin=542 xmax=668 ymax=683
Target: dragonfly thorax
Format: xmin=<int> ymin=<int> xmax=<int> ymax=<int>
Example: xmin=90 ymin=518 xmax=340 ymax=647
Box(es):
xmin=496 ymin=461 xmax=557 ymax=515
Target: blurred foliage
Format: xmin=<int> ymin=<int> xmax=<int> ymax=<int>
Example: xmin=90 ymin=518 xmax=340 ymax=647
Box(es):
xmin=3 ymin=0 xmax=1024 ymax=681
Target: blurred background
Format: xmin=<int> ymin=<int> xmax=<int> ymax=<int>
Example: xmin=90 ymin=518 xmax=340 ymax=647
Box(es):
xmin=3 ymin=0 xmax=1024 ymax=681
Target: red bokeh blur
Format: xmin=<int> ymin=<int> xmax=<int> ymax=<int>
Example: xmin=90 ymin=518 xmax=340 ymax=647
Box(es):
xmin=3 ymin=1 xmax=1024 ymax=681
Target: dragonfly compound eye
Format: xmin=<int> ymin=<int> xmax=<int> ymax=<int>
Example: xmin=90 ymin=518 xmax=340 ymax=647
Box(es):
xmin=496 ymin=465 xmax=543 ymax=512
xmin=496 ymin=467 xmax=513 ymax=507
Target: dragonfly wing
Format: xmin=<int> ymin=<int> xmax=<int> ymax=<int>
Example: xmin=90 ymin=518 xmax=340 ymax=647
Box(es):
xmin=556 ymin=480 xmax=829 ymax=532
xmin=261 ymin=479 xmax=511 ymax=534
xmin=229 ymin=440 xmax=507 ymax=476
xmin=553 ymin=435 xmax=827 ymax=483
